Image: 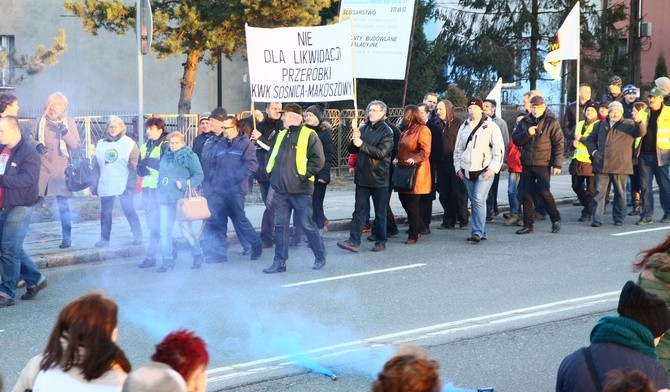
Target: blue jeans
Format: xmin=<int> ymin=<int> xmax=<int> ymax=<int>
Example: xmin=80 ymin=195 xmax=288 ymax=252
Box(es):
xmin=273 ymin=192 xmax=325 ymax=264
xmin=639 ymin=154 xmax=670 ymax=218
xmin=593 ymin=173 xmax=627 ymax=224
xmin=349 ymin=185 xmax=388 ymax=245
xmin=463 ymin=174 xmax=494 ymax=238
xmin=142 ymin=188 xmax=160 ymax=258
xmin=507 ymin=172 xmax=521 ymax=215
xmin=0 ymin=206 xmax=42 ymax=299
xmin=203 ymin=193 xmax=260 ymax=256
xmin=159 ymin=204 xmax=202 ymax=260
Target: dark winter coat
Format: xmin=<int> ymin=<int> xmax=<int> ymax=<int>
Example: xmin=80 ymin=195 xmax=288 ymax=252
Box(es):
xmin=0 ymin=137 xmax=41 ymax=209
xmin=512 ymin=113 xmax=564 ymax=169
xmin=269 ymin=125 xmax=324 ymax=195
xmin=348 ymin=119 xmax=394 ymax=188
xmin=252 ymin=116 xmax=284 ymax=182
xmin=308 ymin=121 xmax=334 ymax=184
xmin=206 ymin=132 xmax=258 ymax=195
xmin=585 ymin=118 xmax=646 ymax=174
xmin=556 ymin=316 xmax=669 ymax=391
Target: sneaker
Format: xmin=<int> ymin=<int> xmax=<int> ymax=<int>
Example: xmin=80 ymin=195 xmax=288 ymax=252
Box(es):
xmin=467 ymin=234 xmax=481 ymax=243
xmin=535 ymin=213 xmax=547 ymax=221
xmin=613 ymin=221 xmax=624 ymax=226
xmin=17 ymin=279 xmax=25 ymax=289
xmin=0 ymin=295 xmax=15 ymax=308
xmin=502 ymin=213 xmax=512 ymax=219
xmin=362 ymin=224 xmax=372 ymax=233
xmin=312 ymin=259 xmax=326 ymax=270
xmin=591 ymin=222 xmax=603 ymax=227
xmin=371 ymin=243 xmax=386 ymax=252
xmin=337 ymin=239 xmax=360 ymax=253
xmin=503 ymin=215 xmax=520 ymax=226
xmin=21 ymin=276 xmax=47 ymax=300
xmin=485 ymin=216 xmax=495 ymax=223
xmin=95 ymin=239 xmax=109 ymax=248
xmin=661 ymin=215 xmax=670 ymax=223
xmin=367 ymin=234 xmax=377 ymax=242
xmin=458 ymin=222 xmax=469 ymax=230
xmin=551 ymin=221 xmax=561 ymax=233
xmin=636 ymin=217 xmax=653 ymax=226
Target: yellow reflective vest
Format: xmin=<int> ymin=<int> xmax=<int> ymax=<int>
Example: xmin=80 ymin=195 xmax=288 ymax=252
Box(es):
xmin=572 ymin=120 xmax=596 ymax=163
xmin=140 ymin=140 xmax=166 ymax=189
xmin=266 ymin=127 xmax=315 ymax=181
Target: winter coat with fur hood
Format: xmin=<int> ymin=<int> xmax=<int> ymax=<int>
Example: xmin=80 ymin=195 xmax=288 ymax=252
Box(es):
xmin=638 ymin=252 xmax=670 ymax=374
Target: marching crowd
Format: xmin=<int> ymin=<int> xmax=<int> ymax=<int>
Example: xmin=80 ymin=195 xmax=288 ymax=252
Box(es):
xmin=2 ymin=74 xmax=670 ymax=303
xmin=0 ymin=71 xmax=670 ymax=391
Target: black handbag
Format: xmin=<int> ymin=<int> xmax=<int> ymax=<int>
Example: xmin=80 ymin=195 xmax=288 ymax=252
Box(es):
xmin=64 ymin=156 xmax=95 ymax=192
xmin=392 ymin=164 xmax=418 ymax=192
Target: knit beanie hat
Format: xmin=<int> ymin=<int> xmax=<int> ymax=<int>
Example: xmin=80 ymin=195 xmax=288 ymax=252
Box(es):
xmin=467 ymin=97 xmax=484 ymax=111
xmin=655 ymin=77 xmax=670 ymax=96
xmin=583 ymin=102 xmax=598 ymax=115
xmin=618 ymin=281 xmax=670 ymax=337
xmin=304 ymin=105 xmax=324 ymax=124
xmin=623 ymin=84 xmax=637 ymax=96
xmin=608 ymin=101 xmax=623 ymax=112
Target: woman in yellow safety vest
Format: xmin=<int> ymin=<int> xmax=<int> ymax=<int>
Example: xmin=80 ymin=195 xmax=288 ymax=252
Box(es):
xmin=568 ymin=102 xmax=599 ymax=222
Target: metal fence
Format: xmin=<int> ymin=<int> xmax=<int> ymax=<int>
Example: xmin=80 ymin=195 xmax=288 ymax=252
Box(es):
xmin=19 ymin=114 xmax=199 ymax=158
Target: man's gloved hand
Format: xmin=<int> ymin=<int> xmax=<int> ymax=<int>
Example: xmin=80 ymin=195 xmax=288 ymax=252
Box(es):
xmin=57 ymin=123 xmax=68 ymax=136
xmin=36 ymin=143 xmax=48 ymax=155
xmin=298 ymin=174 xmax=308 ymax=182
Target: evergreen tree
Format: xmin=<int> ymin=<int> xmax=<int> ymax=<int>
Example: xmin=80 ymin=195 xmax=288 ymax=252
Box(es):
xmin=0 ymin=29 xmax=67 ymax=86
xmin=352 ymin=0 xmax=447 ymax=108
xmin=435 ymin=1 xmax=610 ymax=97
xmin=63 ymin=0 xmax=333 ymax=114
xmin=655 ymin=51 xmax=668 ymax=80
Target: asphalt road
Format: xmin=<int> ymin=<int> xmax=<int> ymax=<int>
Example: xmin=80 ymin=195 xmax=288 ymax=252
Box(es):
xmin=2 ymin=202 xmax=669 ymax=391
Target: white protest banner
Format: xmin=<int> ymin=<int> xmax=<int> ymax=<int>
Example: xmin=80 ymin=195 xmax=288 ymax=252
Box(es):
xmin=245 ymin=21 xmax=355 ymax=103
xmin=340 ymin=0 xmax=415 ymax=80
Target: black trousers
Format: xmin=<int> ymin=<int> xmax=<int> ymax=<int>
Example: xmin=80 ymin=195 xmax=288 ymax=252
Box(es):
xmin=521 ymin=166 xmax=561 ymax=227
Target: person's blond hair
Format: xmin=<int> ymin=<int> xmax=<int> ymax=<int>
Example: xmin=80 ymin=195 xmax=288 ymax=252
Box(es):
xmin=43 ymin=92 xmax=69 ymax=116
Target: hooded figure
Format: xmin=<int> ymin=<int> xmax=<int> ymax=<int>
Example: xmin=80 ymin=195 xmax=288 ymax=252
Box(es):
xmin=556 ymin=281 xmax=670 ymax=391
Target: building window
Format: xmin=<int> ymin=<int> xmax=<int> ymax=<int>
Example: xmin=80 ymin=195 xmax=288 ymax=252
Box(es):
xmin=0 ymin=35 xmax=15 ymax=89
xmin=617 ymin=38 xmax=628 ymax=57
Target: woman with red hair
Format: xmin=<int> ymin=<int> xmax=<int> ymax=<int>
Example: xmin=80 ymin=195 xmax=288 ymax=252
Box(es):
xmin=152 ymin=329 xmax=209 ymax=392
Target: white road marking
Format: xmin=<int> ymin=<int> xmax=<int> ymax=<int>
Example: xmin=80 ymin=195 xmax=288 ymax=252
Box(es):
xmin=611 ymin=226 xmax=670 ymax=236
xmin=280 ymin=263 xmax=427 ymax=287
xmin=206 ymin=290 xmax=619 ymax=384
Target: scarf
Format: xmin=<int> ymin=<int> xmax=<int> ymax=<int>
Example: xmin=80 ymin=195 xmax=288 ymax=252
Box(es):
xmin=38 ymin=115 xmax=70 ymax=157
xmin=590 ymin=316 xmax=658 ymax=359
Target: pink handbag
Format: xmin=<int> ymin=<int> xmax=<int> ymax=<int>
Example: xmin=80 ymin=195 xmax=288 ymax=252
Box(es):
xmin=177 ymin=185 xmax=211 ymax=221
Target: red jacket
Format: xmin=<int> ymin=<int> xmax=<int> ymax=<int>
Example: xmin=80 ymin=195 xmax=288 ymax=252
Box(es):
xmin=506 ymin=142 xmax=522 ymax=173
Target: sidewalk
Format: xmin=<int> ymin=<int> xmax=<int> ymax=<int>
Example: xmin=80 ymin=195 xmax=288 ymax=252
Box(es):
xmin=25 ymin=173 xmax=579 ymax=269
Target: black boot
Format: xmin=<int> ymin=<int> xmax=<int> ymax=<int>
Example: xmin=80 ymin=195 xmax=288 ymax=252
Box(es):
xmin=263 ymin=260 xmax=286 ymax=274
xmin=191 ymin=255 xmax=203 ymax=269
xmin=629 ymin=191 xmax=641 ymax=216
xmin=157 ymin=258 xmax=175 ymax=272
xmin=59 ymin=237 xmax=71 ymax=249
